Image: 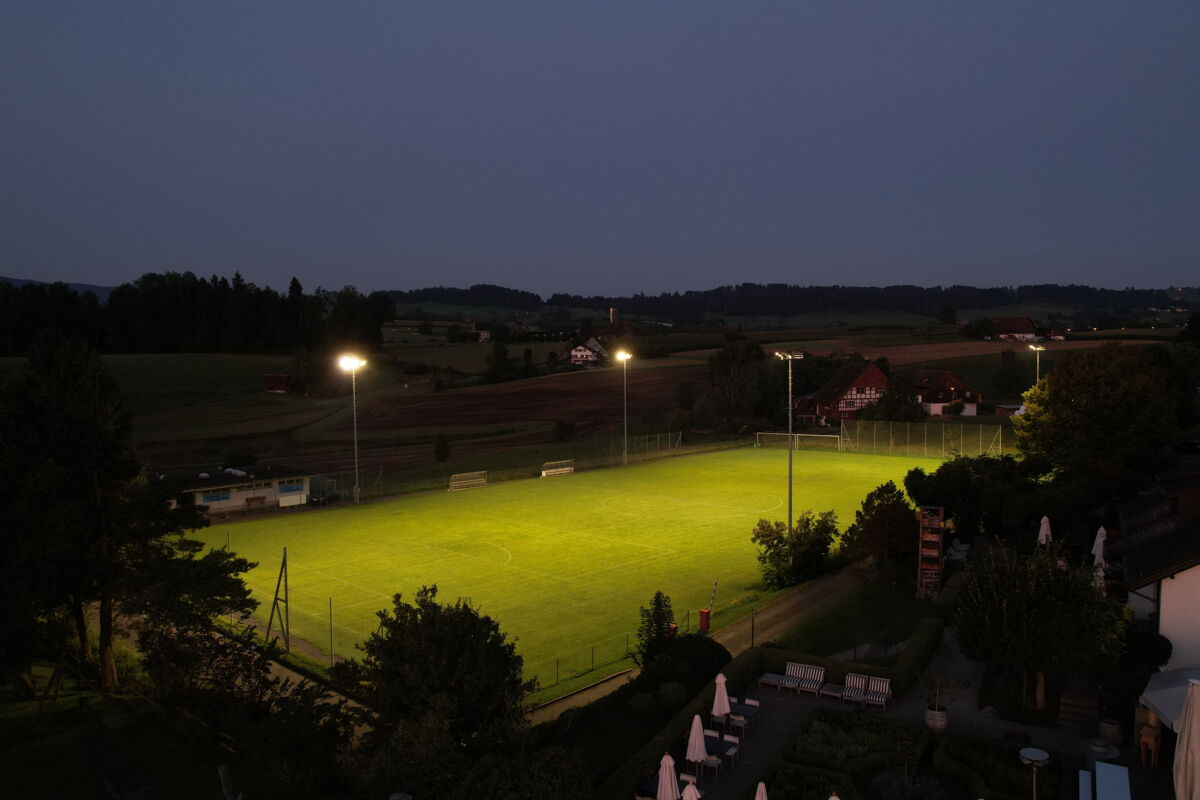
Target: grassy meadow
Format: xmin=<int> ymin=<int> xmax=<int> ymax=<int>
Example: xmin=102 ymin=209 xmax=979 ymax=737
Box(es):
xmin=197 ymin=447 xmax=943 ymax=701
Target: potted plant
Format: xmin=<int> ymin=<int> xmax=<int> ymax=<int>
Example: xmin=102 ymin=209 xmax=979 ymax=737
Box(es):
xmin=925 ymin=677 xmax=948 ymax=733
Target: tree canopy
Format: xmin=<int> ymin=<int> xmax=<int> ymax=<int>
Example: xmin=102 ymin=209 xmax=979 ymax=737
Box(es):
xmin=334 ymin=585 xmax=532 ymax=749
xmin=1013 ymin=343 xmax=1177 ymax=479
xmin=751 ymin=511 xmax=837 ymax=588
xmin=841 ymin=481 xmax=917 ymax=578
xmin=956 ymin=548 xmax=1127 ymax=709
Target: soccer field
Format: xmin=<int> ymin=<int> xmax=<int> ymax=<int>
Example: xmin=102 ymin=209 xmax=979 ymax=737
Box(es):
xmin=198 ymin=447 xmax=941 ymax=693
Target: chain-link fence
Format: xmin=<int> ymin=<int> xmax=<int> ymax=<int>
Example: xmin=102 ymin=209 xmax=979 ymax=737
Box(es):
xmin=838 ymin=419 xmax=1016 ymax=458
xmin=311 ymin=431 xmax=748 ymax=502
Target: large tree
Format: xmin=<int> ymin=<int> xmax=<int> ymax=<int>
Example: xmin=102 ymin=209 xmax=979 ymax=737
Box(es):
xmin=842 ymin=481 xmax=917 ymax=577
xmin=334 ymin=585 xmax=532 ymax=751
xmin=750 ymin=511 xmax=837 ymax=588
xmin=0 ymin=333 xmax=223 ymax=691
xmin=1013 ymin=343 xmax=1176 ymax=478
xmin=956 ymin=549 xmax=1127 ymax=710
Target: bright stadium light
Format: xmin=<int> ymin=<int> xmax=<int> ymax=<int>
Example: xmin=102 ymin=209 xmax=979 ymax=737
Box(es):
xmin=338 ymin=354 xmax=367 ymax=503
xmin=775 ymin=351 xmax=804 ymax=534
xmin=1028 ymin=344 xmax=1045 ymax=383
xmin=616 ymin=351 xmax=632 ymax=465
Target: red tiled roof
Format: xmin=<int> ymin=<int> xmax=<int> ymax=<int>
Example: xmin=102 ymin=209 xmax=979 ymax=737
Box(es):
xmin=990 ymin=317 xmax=1039 ymax=334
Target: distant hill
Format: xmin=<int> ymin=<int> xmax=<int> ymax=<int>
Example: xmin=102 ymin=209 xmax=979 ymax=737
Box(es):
xmin=1 ymin=274 xmax=115 ymax=301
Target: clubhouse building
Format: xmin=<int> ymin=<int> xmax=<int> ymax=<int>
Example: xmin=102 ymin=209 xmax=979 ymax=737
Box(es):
xmin=175 ymin=464 xmax=313 ymax=516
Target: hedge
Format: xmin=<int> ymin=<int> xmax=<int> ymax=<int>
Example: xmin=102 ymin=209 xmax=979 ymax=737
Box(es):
xmin=595 ymin=647 xmax=763 ymax=800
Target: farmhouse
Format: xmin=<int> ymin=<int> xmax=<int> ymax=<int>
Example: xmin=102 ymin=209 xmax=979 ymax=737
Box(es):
xmin=809 ymin=361 xmax=889 ymax=420
xmin=176 ymin=464 xmax=313 ymax=516
xmin=1112 ymin=465 xmax=1200 ymax=668
xmin=905 ymin=369 xmax=981 ymax=416
xmin=990 ymin=316 xmax=1039 ymax=341
xmin=568 ymin=336 xmax=610 ymax=367
xmin=262 ymin=373 xmax=289 ymax=394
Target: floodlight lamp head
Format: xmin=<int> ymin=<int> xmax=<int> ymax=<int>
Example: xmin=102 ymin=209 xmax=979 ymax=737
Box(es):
xmin=774 ymin=351 xmax=803 ymax=360
xmin=1028 ymin=344 xmax=1045 ymax=352
xmin=338 ymin=354 xmax=367 ymax=372
xmin=616 ymin=351 xmax=631 ymax=361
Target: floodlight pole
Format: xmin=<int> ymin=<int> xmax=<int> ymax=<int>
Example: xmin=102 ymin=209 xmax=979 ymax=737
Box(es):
xmin=776 ymin=352 xmax=803 ymax=534
xmin=338 ymin=354 xmax=367 ymax=504
xmin=351 ymin=366 xmax=360 ymax=503
xmin=1029 ymin=344 xmax=1045 ymax=384
xmin=617 ymin=351 xmax=632 ymax=465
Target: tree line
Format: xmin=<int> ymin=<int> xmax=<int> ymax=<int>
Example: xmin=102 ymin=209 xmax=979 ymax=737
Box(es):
xmin=548 ymin=282 xmax=1177 ymax=321
xmin=0 ymin=272 xmax=392 ymax=357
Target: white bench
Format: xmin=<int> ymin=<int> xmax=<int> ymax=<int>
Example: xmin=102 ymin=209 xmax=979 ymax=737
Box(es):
xmin=759 ymin=661 xmax=822 ymax=693
xmin=864 ymin=676 xmax=893 ymax=709
xmin=541 ymin=466 xmax=574 ymax=477
xmin=843 ymin=673 xmax=868 ymax=705
xmin=791 ymin=663 xmax=825 ymax=695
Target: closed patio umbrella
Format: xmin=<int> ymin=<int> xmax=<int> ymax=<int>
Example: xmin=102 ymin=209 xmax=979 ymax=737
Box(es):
xmin=682 ymin=783 xmax=702 ymax=800
xmin=1091 ymin=526 xmax=1108 ymax=566
xmin=686 ymin=713 xmax=708 ymax=766
xmin=1037 ymin=516 xmax=1052 ymax=545
xmin=713 ymin=673 xmax=731 ymax=719
xmin=755 ymin=781 xmax=768 ymax=800
xmin=657 ymin=753 xmax=681 ymax=800
xmin=1175 ymin=679 xmax=1200 ymax=800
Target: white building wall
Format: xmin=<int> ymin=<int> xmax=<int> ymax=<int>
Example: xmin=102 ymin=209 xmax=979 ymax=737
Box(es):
xmin=193 ymin=477 xmax=309 ymax=513
xmin=1160 ymin=566 xmax=1200 ymax=668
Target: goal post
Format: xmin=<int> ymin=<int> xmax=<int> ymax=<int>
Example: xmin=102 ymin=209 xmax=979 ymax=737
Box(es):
xmin=448 ymin=470 xmax=488 ymax=491
xmin=754 ymin=432 xmax=843 ymax=451
xmin=540 ymin=459 xmax=575 ymax=477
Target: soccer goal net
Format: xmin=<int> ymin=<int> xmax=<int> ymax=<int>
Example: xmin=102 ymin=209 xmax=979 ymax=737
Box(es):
xmin=540 ymin=459 xmax=575 ymax=477
xmin=448 ymin=470 xmax=488 ymax=491
xmin=754 ymin=432 xmax=843 ymax=451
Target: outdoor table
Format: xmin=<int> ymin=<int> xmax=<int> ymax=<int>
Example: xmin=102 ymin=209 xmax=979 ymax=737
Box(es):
xmin=703 ymin=734 xmax=735 ymax=757
xmin=819 ymin=683 xmax=845 ymax=700
xmin=729 ymin=702 xmax=760 ymax=719
xmin=633 ymin=776 xmax=703 ymax=799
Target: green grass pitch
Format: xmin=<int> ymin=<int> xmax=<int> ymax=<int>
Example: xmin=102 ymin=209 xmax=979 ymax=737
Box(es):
xmin=197 ymin=447 xmax=941 ymax=695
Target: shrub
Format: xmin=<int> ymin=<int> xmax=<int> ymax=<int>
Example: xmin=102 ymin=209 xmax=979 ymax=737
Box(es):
xmin=636 ymin=634 xmax=731 ymax=692
xmin=892 ymin=617 xmax=944 ymax=697
xmin=627 ymin=692 xmax=657 ymax=720
xmin=658 ymin=682 xmax=687 ymax=710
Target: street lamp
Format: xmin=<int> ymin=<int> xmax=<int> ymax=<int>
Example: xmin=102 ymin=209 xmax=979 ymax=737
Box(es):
xmin=337 ymin=354 xmax=366 ymax=503
xmin=616 ymin=351 xmax=632 ymax=465
xmin=1028 ymin=344 xmax=1046 ymax=383
xmin=775 ymin=351 xmax=804 ymax=534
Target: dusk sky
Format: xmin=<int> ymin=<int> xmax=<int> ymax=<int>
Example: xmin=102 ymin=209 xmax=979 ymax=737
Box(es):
xmin=3 ymin=2 xmax=1198 ymax=296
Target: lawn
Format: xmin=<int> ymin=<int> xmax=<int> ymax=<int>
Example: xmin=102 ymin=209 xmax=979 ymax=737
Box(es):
xmin=772 ymin=583 xmax=931 ymax=659
xmin=197 ymin=447 xmax=942 ymax=700
xmin=0 ymin=668 xmax=220 ymax=799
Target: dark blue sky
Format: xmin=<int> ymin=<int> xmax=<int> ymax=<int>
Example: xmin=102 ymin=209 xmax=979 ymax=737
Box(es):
xmin=3 ymin=2 xmax=1198 ymax=296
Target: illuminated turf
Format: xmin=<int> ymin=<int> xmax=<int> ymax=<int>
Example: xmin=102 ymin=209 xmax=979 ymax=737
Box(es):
xmin=197 ymin=447 xmax=942 ymax=689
